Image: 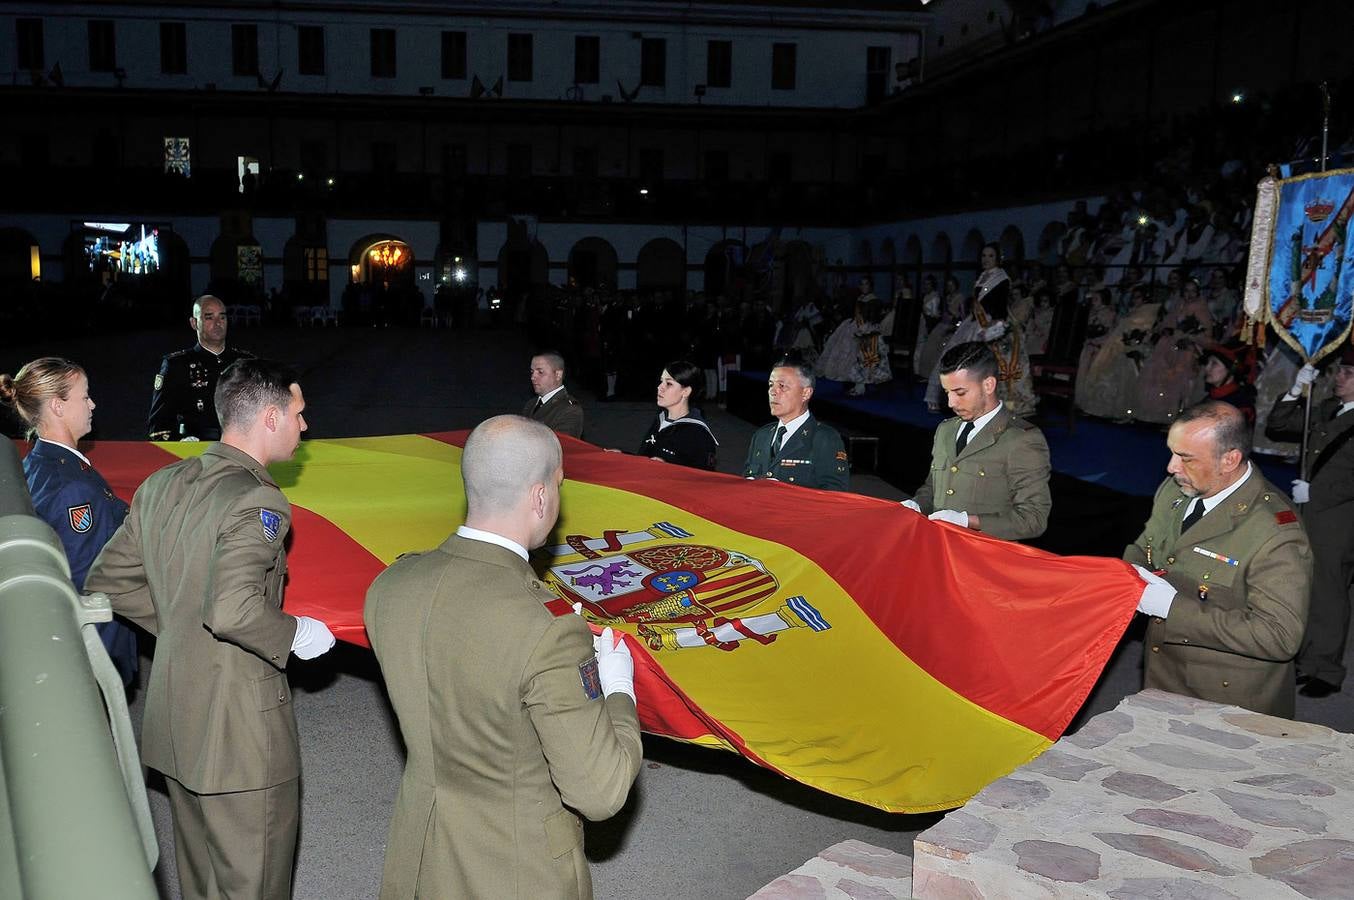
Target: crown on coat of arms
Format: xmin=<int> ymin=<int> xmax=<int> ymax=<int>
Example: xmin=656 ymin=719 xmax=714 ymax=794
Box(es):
xmin=1305 ymin=198 xmax=1335 ymax=223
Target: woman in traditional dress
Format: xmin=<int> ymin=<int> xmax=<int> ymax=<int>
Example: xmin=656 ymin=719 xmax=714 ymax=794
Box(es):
xmin=816 ymin=281 xmax=892 ymax=395
xmin=926 ymin=243 xmax=1036 ymax=415
xmin=1133 ymin=276 xmax=1213 ymax=424
xmin=915 ymin=275 xmax=963 ymax=380
xmin=1077 ymin=285 xmax=1160 ymax=420
xmin=1072 ymin=289 xmax=1119 ymax=412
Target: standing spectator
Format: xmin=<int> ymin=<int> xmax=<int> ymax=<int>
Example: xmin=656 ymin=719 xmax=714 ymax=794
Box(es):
xmin=147 ymin=294 xmax=253 ymax=441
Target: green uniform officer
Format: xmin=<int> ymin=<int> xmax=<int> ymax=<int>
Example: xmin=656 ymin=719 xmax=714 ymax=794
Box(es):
xmin=365 ymin=416 xmax=641 ymax=899
xmin=525 ymin=351 xmax=585 ymax=439
xmin=88 ymin=359 xmax=336 ymax=900
xmin=906 ymin=341 xmax=1051 ymax=540
xmin=742 ymin=360 xmax=849 ymax=491
xmin=1127 ymin=401 xmax=1311 ymax=719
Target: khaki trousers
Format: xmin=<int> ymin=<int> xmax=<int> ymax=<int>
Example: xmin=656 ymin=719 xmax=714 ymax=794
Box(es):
xmin=166 ymin=775 xmax=300 ymax=900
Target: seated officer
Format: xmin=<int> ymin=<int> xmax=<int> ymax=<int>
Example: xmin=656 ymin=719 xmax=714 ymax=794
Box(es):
xmin=905 ymin=341 xmax=1051 ymax=540
xmin=148 ymin=294 xmax=253 ymax=441
xmin=742 ymin=360 xmax=848 ymax=490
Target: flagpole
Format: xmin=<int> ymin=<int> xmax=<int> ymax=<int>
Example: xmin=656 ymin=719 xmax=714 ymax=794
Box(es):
xmin=1300 ymin=83 xmax=1335 ymax=484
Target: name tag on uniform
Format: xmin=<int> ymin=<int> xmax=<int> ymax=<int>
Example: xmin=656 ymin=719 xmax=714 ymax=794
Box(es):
xmin=1192 ymin=546 xmax=1239 ymax=566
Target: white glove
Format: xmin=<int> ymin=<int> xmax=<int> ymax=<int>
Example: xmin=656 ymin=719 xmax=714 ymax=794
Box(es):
xmin=594 ymin=627 xmax=636 ymax=703
xmin=901 ymin=499 xmax=922 ymax=512
xmin=1288 ymin=364 xmax=1318 ymax=397
xmin=1292 ymin=479 xmax=1310 ymax=504
xmin=179 ymin=435 xmax=201 ymax=442
xmin=981 ymin=321 xmax=1008 ymax=341
xmin=291 ymin=615 xmax=336 ymax=659
xmin=1132 ymin=565 xmax=1176 ymax=618
xmin=571 ymin=602 xmax=584 ymax=616
xmin=928 ymin=509 xmax=970 ymax=528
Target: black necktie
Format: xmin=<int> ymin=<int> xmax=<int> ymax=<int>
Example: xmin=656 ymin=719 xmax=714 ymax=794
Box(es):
xmin=771 ymin=425 xmax=787 ymax=457
xmin=956 ymin=421 xmax=974 ymax=455
xmin=533 ymin=398 xmax=544 ymax=414
xmin=1181 ymin=498 xmax=1205 ymax=533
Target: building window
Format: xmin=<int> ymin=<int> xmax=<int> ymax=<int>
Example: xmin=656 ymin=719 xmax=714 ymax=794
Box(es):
xmin=305 ymin=247 xmax=328 ymax=282
xmin=232 ymin=24 xmax=258 ymax=76
xmin=706 ymin=40 xmax=732 ymax=89
xmin=639 ymin=148 xmax=664 ymax=186
xmin=507 ymin=33 xmax=533 ymax=82
xmin=573 ymin=35 xmax=600 ymax=85
xmin=573 ymin=146 xmax=598 ymax=178
xmin=370 ymin=28 xmax=396 ymax=78
xmin=771 ymin=43 xmax=796 ymax=91
xmin=160 ymin=22 xmax=187 ymax=74
xmin=298 ymin=26 xmax=324 ymax=75
xmin=506 ymin=143 xmax=532 ymax=178
xmin=164 ymin=137 xmax=192 ymax=177
xmin=88 ymin=20 xmax=115 ymax=72
xmin=704 ymin=149 xmax=728 ymax=183
xmin=866 ymin=46 xmax=891 ymax=104
xmin=640 ymin=38 xmax=665 ymax=87
xmin=441 ymin=31 xmax=466 ymax=79
xmin=16 ymin=18 xmax=43 ymax=70
xmin=442 ymin=142 xmax=467 ymax=177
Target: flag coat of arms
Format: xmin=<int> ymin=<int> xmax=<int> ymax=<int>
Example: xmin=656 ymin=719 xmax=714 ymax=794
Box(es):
xmin=49 ymin=433 xmax=1144 ymax=813
xmin=1245 ymin=167 xmax=1354 ymax=362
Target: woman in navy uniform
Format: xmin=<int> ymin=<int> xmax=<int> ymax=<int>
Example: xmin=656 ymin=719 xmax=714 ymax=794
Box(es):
xmin=636 ymin=360 xmax=719 ymax=470
xmin=0 ymin=357 xmax=138 ymax=684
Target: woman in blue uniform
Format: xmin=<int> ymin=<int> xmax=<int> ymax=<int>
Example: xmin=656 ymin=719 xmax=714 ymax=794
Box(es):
xmin=636 ymin=360 xmax=719 ymax=470
xmin=0 ymin=357 xmax=138 ymax=684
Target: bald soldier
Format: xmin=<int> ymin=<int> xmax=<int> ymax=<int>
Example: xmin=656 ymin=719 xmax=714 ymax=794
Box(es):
xmin=905 ymin=342 xmax=1051 ymax=540
xmin=365 ymin=415 xmax=641 ymax=899
xmin=1128 ymin=401 xmax=1312 ymax=718
xmin=148 ymin=294 xmax=253 ymax=441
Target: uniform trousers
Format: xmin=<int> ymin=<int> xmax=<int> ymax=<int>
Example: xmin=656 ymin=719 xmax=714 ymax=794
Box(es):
xmin=166 ymin=775 xmax=299 ymax=900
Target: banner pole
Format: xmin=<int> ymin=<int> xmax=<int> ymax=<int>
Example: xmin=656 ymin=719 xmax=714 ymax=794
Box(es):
xmin=1300 ymin=386 xmax=1313 ymax=483
xmin=1320 ymin=81 xmax=1330 ymax=173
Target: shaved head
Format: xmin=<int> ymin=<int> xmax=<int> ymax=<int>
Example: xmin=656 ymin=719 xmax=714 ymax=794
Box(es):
xmin=462 ymin=415 xmax=562 ymax=516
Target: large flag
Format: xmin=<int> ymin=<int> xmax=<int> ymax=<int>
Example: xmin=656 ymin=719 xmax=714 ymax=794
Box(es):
xmin=58 ymin=433 xmax=1143 ymax=813
xmin=1244 ymin=166 xmax=1354 ymax=363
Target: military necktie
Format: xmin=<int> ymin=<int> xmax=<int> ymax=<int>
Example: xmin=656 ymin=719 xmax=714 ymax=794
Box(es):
xmin=1181 ymin=498 xmax=1205 ymax=533
xmin=533 ymin=398 xmax=544 ymax=414
xmin=770 ymin=425 xmax=787 ymax=457
xmin=955 ymin=421 xmax=974 ymax=455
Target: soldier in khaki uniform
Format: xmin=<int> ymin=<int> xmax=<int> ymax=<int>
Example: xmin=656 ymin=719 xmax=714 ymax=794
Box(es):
xmin=525 ymin=350 xmax=585 ymax=438
xmin=742 ymin=360 xmax=849 ymax=490
xmin=365 ymin=415 xmax=641 ymax=900
xmin=87 ymin=359 xmax=336 ymax=900
xmin=906 ymin=342 xmax=1051 ymax=540
xmin=1128 ymin=401 xmax=1312 ymax=718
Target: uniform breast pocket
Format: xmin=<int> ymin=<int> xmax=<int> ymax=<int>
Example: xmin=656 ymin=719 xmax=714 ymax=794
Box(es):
xmin=1179 ymin=555 xmax=1239 ymax=606
xmin=254 ymin=671 xmax=291 ymax=711
xmin=544 ymin=808 xmax=583 ymax=859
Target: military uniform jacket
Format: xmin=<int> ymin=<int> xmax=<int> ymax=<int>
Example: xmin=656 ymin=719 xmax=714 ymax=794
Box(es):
xmin=86 ymin=443 xmax=299 ymax=793
xmin=1123 ymin=471 xmax=1312 ymax=718
xmin=147 ymin=343 xmax=253 ymax=440
xmin=524 ymin=389 xmax=585 ymax=439
xmin=1268 ymin=396 xmax=1354 ymax=518
xmin=911 ymin=407 xmax=1052 ymax=540
xmin=364 ymin=536 xmax=642 ymax=900
xmin=24 ymin=439 xmax=139 ymax=681
xmin=741 ymin=415 xmax=848 ymax=490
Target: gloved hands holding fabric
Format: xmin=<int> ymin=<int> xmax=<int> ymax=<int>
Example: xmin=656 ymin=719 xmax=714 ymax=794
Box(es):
xmin=291 ymin=615 xmax=336 ymax=659
xmin=594 ymin=627 xmax=636 ymax=703
xmin=928 ymin=509 xmax=969 ymax=528
xmin=1132 ymin=565 xmax=1176 ymax=618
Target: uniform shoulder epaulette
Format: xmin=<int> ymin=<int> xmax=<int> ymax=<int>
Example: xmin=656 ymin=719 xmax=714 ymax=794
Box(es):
xmin=1009 ymin=417 xmax=1037 ymax=431
xmin=1257 ymin=488 xmax=1300 ymax=525
xmin=164 ymin=348 xmax=193 ymax=361
xmin=395 ymin=549 xmax=430 ymax=561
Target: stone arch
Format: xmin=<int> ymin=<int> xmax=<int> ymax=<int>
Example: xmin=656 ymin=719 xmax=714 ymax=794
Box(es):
xmin=779 ymin=240 xmax=818 ymax=308
xmin=960 ymin=228 xmax=985 ymax=265
xmin=496 ymin=240 xmax=548 ymax=293
xmin=703 ymin=239 xmax=749 ymax=298
xmin=567 ymin=237 xmax=618 ymax=290
xmin=999 ymin=225 xmax=1025 ymax=265
xmin=636 ymin=238 xmax=686 ymax=294
xmin=1037 ymin=220 xmax=1067 ymax=264
xmin=928 ymin=232 xmax=952 ymax=266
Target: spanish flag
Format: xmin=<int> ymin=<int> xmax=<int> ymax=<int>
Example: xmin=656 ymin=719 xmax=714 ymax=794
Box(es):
xmin=68 ymin=433 xmax=1142 ymax=813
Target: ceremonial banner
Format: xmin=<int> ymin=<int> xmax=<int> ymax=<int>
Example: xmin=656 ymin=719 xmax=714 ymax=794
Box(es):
xmin=61 ymin=434 xmax=1144 ymax=813
xmin=1246 ymin=167 xmax=1354 ymax=363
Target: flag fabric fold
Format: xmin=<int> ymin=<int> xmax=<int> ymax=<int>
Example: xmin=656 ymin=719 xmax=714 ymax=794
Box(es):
xmin=52 ymin=433 xmax=1142 ymax=812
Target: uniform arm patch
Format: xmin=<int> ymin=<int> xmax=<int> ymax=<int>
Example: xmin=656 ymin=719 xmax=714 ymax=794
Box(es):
xmin=259 ymin=508 xmax=283 ymax=542
xmin=1275 ymin=510 xmax=1298 ymax=525
xmin=578 ymin=657 xmax=602 ymax=701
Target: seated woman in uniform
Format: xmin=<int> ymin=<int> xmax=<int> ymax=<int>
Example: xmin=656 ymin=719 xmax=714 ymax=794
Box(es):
xmin=0 ymin=357 xmax=139 ymax=685
xmin=611 ymin=360 xmax=718 ymax=470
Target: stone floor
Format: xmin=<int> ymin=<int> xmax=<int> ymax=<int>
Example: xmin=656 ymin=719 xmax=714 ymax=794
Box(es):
xmin=749 ymin=840 xmax=914 ymax=899
xmin=913 ymin=689 xmax=1354 ymax=899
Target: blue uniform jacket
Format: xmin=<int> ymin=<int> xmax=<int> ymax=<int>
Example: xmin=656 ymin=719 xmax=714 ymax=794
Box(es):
xmin=24 ymin=439 xmax=139 ymax=684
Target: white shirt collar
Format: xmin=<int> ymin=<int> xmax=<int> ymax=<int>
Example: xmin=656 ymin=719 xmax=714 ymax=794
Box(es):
xmin=537 ymin=385 xmax=565 ymax=405
xmin=962 ymin=402 xmax=1004 ymax=442
xmin=1195 ymin=462 xmax=1253 ymax=516
xmin=37 ymin=437 xmax=91 ymax=466
xmin=456 ymin=525 xmax=529 ymax=562
xmin=1339 ymin=401 xmax=1354 ymax=417
xmin=776 ymin=409 xmax=812 ymax=445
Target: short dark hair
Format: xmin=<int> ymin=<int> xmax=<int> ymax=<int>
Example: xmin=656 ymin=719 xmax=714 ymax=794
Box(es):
xmin=663 ymin=360 xmax=703 ymax=400
xmin=216 ymin=358 xmax=299 ymax=431
xmin=938 ymin=341 xmax=998 ymax=381
xmin=771 ymin=359 xmax=815 ymax=390
xmin=1176 ymin=400 xmax=1252 ymax=459
xmin=534 ymin=350 xmax=566 ymax=375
